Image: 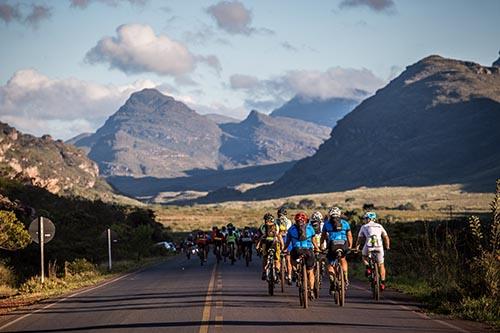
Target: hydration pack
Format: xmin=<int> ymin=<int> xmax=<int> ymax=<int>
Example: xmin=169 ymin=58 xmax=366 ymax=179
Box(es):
xmin=297 ymin=222 xmax=308 ymax=241
xmin=332 ymin=218 xmax=342 ymax=231
xmin=264 ymin=222 xmax=277 ymax=238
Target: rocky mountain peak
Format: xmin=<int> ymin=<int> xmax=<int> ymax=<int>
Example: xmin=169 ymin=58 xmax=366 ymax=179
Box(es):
xmin=493 ymin=51 xmax=500 ymax=68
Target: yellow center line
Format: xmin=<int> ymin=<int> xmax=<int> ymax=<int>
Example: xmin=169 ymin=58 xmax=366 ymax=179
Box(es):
xmin=199 ymin=264 xmax=217 ymax=333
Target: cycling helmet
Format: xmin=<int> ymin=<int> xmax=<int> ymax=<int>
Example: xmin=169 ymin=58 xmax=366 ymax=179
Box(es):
xmin=294 ymin=212 xmax=308 ymax=223
xmin=227 ymin=223 xmax=234 ymax=229
xmin=263 ymin=212 xmax=274 ymax=222
xmin=277 ymin=207 xmax=287 ymax=217
xmin=328 ymin=207 xmax=342 ymax=218
xmin=212 ymin=226 xmax=218 ymax=231
xmin=311 ymin=211 xmax=323 ymax=222
xmin=364 ymin=211 xmax=377 ymax=221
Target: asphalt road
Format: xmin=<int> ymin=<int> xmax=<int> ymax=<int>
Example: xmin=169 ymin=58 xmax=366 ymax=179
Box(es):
xmin=0 ymin=253 xmax=490 ymax=333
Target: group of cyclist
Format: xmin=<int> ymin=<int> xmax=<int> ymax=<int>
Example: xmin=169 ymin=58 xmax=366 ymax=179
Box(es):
xmin=182 ymin=205 xmax=390 ymax=296
xmin=257 ymin=206 xmax=390 ymax=297
xmin=183 ymin=223 xmax=260 ymax=264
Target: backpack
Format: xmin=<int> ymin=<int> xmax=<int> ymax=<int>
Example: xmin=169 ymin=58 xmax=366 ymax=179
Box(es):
xmin=332 ymin=218 xmax=342 ymax=232
xmin=297 ymin=222 xmax=308 ymax=241
xmin=264 ymin=222 xmax=277 ymax=238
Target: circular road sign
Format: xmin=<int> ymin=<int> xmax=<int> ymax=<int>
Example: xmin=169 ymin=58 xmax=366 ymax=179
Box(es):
xmin=29 ymin=217 xmax=56 ymax=244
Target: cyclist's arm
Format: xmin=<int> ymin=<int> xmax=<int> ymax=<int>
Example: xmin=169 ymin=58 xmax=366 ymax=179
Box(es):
xmin=320 ymin=231 xmax=327 ymax=250
xmin=347 ymin=230 xmax=353 ymax=249
xmin=356 ymin=235 xmax=365 ymax=250
xmin=383 ymin=234 xmax=390 ymax=250
xmin=312 ymin=236 xmax=319 ymax=252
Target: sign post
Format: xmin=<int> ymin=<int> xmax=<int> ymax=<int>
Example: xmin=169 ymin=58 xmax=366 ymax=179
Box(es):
xmin=107 ymin=228 xmax=112 ymax=271
xmin=29 ymin=217 xmax=56 ymax=284
xmin=39 ymin=217 xmax=44 ymax=283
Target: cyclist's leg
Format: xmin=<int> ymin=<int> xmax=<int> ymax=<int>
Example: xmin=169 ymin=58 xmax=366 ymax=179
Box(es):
xmin=340 ymin=256 xmax=349 ymax=284
xmin=377 ymin=250 xmax=386 ymax=282
xmin=305 ymin=250 xmax=316 ymax=294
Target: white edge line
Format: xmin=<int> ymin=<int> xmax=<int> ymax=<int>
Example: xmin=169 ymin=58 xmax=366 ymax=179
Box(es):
xmin=0 ymin=262 xmax=160 ymax=331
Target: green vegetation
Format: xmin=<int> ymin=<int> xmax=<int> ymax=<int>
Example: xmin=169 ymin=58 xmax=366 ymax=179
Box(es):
xmin=0 ymin=210 xmax=31 ymax=251
xmin=0 ymin=177 xmax=172 ymax=300
xmin=359 ymin=180 xmax=500 ymax=327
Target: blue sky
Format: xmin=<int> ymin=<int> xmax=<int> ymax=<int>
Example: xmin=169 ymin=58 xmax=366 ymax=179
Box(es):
xmin=0 ymin=0 xmax=499 ymax=139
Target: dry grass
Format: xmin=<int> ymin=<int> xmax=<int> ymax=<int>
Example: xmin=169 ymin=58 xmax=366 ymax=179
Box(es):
xmin=154 ymin=184 xmax=494 ymax=232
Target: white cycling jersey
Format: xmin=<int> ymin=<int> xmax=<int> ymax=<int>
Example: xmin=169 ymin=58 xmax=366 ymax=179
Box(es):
xmin=358 ymin=221 xmax=388 ymax=262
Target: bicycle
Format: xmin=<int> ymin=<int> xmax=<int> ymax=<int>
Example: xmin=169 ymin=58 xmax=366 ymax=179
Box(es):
xmin=329 ymin=245 xmax=348 ymax=307
xmin=243 ymin=242 xmax=252 ymax=267
xmin=313 ymin=251 xmax=326 ymax=299
xmin=279 ymin=252 xmax=288 ymax=293
xmin=265 ymin=241 xmax=279 ymax=296
xmin=228 ymin=242 xmax=236 ymax=265
xmin=367 ymin=249 xmax=381 ymax=301
xmin=213 ymin=242 xmax=222 ymax=264
xmin=294 ymin=253 xmax=309 ymax=309
xmin=198 ymin=244 xmax=206 ymax=266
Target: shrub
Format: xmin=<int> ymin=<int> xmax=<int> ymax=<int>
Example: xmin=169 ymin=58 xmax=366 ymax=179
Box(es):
xmin=345 ymin=197 xmax=356 ymax=203
xmin=298 ymin=199 xmax=316 ymax=209
xmin=19 ymin=276 xmax=67 ymax=293
xmin=362 ymin=203 xmax=375 ymax=210
xmin=397 ymin=202 xmax=417 ymax=211
xmin=66 ymin=258 xmax=97 ymax=275
xmin=281 ymin=202 xmax=297 ymax=209
xmin=0 ymin=261 xmax=16 ymax=287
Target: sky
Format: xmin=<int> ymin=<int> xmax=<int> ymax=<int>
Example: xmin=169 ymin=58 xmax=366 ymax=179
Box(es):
xmin=0 ymin=0 xmax=499 ymax=140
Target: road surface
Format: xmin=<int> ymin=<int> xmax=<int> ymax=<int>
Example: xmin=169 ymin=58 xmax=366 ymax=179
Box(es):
xmin=0 ymin=254 xmax=490 ymax=333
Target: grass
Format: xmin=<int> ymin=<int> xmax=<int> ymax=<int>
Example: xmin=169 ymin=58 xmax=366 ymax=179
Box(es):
xmin=154 ymin=184 xmax=493 ymax=234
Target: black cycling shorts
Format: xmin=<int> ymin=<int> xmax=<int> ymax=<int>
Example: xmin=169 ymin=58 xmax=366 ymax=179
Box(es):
xmin=291 ymin=248 xmax=315 ymax=269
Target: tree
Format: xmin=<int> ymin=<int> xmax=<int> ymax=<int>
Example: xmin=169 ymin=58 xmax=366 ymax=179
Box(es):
xmin=0 ymin=210 xmax=31 ymax=251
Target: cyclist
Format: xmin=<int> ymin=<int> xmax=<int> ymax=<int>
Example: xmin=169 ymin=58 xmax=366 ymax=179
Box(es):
xmin=211 ymin=226 xmax=224 ymax=259
xmin=240 ymin=226 xmax=254 ymax=261
xmin=356 ymin=211 xmax=390 ymax=290
xmin=284 ymin=212 xmax=319 ymax=298
xmin=258 ymin=212 xmax=283 ymax=280
xmin=226 ymin=227 xmax=238 ymax=262
xmin=195 ymin=230 xmax=209 ymax=261
xmin=275 ymin=207 xmax=293 ymax=284
xmin=321 ymin=207 xmax=353 ymax=293
xmin=310 ymin=211 xmax=325 ymax=248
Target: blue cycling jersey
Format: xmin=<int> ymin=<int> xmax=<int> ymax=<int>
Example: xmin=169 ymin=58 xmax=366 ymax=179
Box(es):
xmin=287 ymin=224 xmax=315 ymax=249
xmin=322 ymin=219 xmax=350 ymax=242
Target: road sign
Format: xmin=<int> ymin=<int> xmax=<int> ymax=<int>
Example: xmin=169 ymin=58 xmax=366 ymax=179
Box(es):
xmin=29 ymin=217 xmax=55 ymax=244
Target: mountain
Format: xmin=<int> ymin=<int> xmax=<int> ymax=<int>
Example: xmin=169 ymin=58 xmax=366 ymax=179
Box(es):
xmin=242 ymin=55 xmax=500 ymax=198
xmin=493 ymin=53 xmax=500 ymax=67
xmin=0 ymin=122 xmax=103 ymax=195
xmin=219 ymin=110 xmax=330 ymax=168
xmin=73 ymin=89 xmax=330 ymax=179
xmin=270 ymin=95 xmax=360 ymax=127
xmin=74 ymin=89 xmax=223 ymax=178
xmin=204 ymin=113 xmax=240 ymax=124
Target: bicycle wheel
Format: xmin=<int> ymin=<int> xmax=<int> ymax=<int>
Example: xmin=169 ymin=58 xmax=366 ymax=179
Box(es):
xmin=372 ymin=262 xmax=380 ymax=301
xmin=302 ymin=262 xmax=308 ymax=309
xmin=298 ymin=267 xmax=304 ymax=307
xmin=314 ymin=261 xmax=320 ymax=299
xmin=245 ymin=248 xmax=250 ymax=267
xmin=268 ymin=262 xmax=275 ymax=296
xmin=280 ymin=257 xmax=286 ymax=293
xmin=338 ymin=265 xmax=345 ymax=306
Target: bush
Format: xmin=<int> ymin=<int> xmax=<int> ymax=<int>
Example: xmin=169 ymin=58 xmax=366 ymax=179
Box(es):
xmin=0 ymin=261 xmax=16 ymax=287
xmin=362 ymin=203 xmax=375 ymax=210
xmin=66 ymin=258 xmax=97 ymax=275
xmin=345 ymin=197 xmax=356 ymax=203
xmin=19 ymin=276 xmax=67 ymax=293
xmin=298 ymin=199 xmax=316 ymax=209
xmin=281 ymin=202 xmax=297 ymax=209
xmin=397 ymin=202 xmax=417 ymax=211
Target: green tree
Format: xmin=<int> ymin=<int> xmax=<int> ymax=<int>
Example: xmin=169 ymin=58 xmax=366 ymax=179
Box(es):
xmin=0 ymin=210 xmax=31 ymax=251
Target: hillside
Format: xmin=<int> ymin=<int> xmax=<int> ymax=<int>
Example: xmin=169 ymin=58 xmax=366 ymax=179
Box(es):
xmin=0 ymin=122 xmax=106 ymax=196
xmin=219 ymin=110 xmax=330 ymax=167
xmin=270 ymin=95 xmax=360 ymax=127
xmin=72 ymin=89 xmax=330 ymax=179
xmin=237 ymin=55 xmax=500 ymax=199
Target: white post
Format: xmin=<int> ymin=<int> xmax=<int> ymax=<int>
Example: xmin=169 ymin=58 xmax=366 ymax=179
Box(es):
xmin=107 ymin=228 xmax=112 ymax=271
xmin=39 ymin=216 xmax=45 ymax=283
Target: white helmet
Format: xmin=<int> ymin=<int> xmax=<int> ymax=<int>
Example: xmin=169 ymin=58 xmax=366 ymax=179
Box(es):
xmin=328 ymin=207 xmax=341 ymax=218
xmin=311 ymin=211 xmax=323 ymax=222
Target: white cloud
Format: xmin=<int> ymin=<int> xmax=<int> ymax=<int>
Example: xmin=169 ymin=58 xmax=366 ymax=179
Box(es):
xmin=0 ymin=69 xmax=169 ymax=140
xmin=85 ymin=24 xmax=222 ymax=79
xmin=206 ymin=1 xmax=253 ymax=35
xmin=229 ymin=67 xmax=385 ymax=110
xmin=69 ymin=0 xmax=148 ymax=9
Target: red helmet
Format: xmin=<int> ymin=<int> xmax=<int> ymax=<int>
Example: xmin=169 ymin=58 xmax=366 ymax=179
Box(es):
xmin=294 ymin=212 xmax=308 ymax=223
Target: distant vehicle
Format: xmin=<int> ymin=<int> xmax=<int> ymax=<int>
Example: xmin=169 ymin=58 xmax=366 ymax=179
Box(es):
xmin=156 ymin=241 xmax=177 ymax=252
